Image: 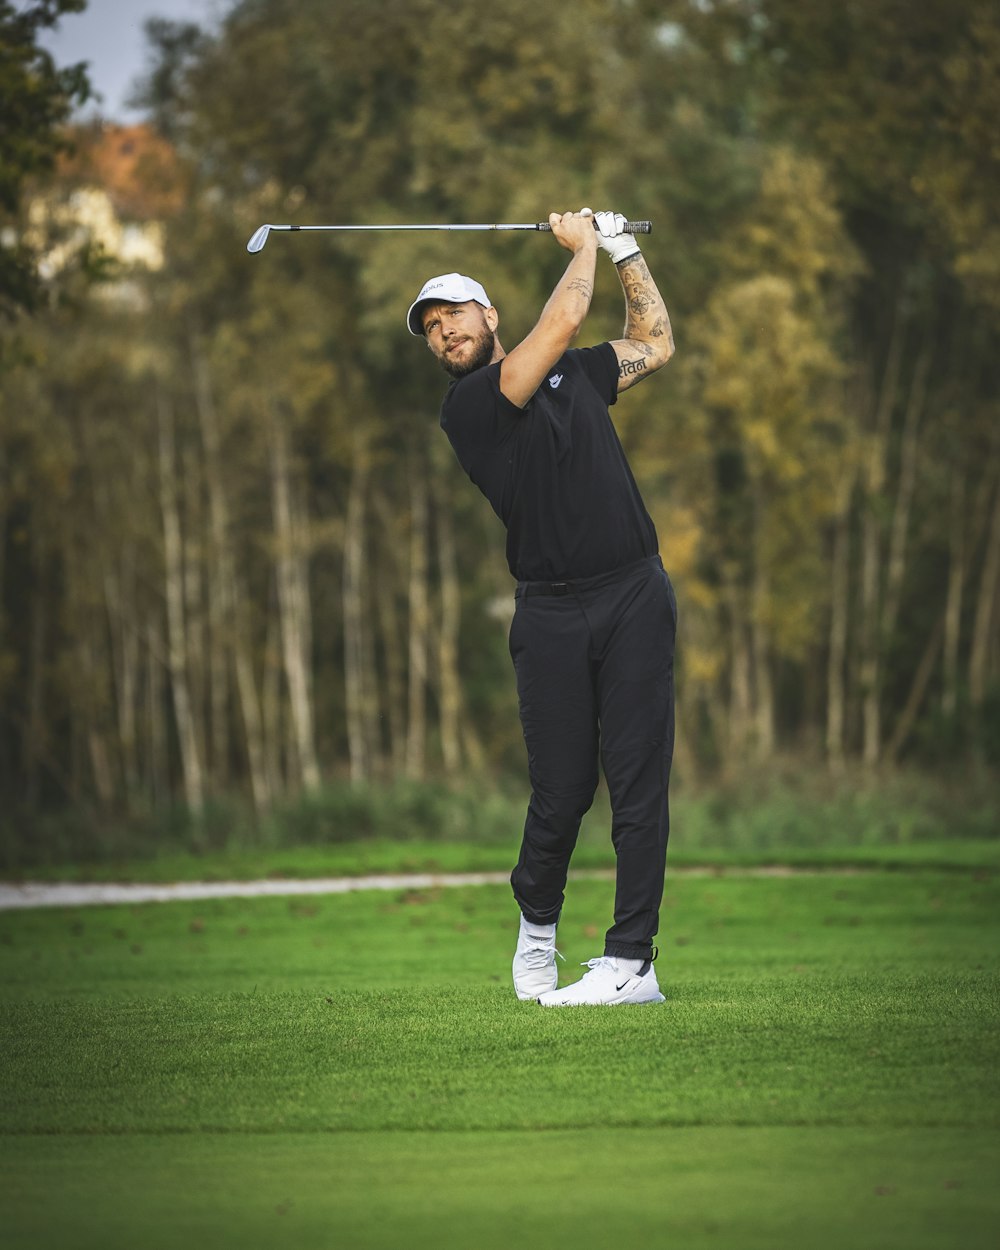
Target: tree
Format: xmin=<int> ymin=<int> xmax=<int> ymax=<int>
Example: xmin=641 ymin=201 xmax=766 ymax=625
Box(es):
xmin=0 ymin=0 xmax=89 ymax=321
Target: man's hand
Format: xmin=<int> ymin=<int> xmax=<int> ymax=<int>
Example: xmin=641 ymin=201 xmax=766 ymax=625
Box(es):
xmin=594 ymin=210 xmax=642 ymax=266
xmin=549 ymin=208 xmax=599 ymax=256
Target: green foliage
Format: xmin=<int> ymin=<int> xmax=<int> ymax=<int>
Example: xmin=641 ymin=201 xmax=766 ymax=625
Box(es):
xmin=0 ymin=0 xmax=89 ymax=317
xmin=0 ymin=0 xmax=998 ymax=831
xmin=1 ymin=771 xmax=996 ymax=877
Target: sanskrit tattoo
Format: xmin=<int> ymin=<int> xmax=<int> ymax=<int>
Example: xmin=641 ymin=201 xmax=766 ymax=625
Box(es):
xmin=619 ymin=357 xmax=647 ymax=378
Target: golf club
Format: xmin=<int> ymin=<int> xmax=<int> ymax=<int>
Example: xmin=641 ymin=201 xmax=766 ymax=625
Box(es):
xmin=247 ymin=220 xmax=652 ymax=254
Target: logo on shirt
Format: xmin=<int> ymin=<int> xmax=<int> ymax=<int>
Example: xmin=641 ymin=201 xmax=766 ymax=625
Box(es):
xmin=548 ymin=374 xmax=563 ymax=389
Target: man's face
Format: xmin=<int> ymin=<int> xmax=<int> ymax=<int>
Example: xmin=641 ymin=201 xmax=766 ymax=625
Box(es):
xmin=421 ymin=301 xmax=497 ymax=378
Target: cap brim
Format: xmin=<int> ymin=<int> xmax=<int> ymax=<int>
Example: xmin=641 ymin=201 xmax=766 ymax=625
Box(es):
xmin=407 ymin=298 xmax=433 ymax=336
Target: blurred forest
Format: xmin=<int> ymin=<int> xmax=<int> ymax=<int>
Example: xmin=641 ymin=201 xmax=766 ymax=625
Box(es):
xmin=1 ymin=0 xmax=998 ymax=830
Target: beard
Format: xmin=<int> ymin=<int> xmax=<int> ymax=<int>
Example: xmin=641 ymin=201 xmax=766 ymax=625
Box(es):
xmin=438 ymin=325 xmax=496 ymax=378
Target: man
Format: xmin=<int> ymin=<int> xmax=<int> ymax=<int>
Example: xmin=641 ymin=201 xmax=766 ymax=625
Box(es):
xmin=407 ymin=209 xmax=677 ymax=1006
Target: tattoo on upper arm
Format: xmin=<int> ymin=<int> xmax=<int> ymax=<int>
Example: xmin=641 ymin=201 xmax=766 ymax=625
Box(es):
xmin=618 ymin=357 xmax=648 ymax=379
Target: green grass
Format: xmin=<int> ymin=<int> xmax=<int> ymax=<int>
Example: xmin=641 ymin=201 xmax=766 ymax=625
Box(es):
xmin=1 ymin=869 xmax=998 ymax=1247
xmin=7 ymin=833 xmax=1000 ymax=883
xmin=3 ymin=1129 xmax=996 ymax=1250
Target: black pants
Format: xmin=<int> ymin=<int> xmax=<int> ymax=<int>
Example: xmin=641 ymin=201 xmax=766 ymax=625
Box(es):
xmin=508 ymin=555 xmax=677 ymax=960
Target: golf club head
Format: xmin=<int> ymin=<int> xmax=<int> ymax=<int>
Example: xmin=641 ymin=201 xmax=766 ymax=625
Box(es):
xmin=247 ymin=224 xmax=271 ymax=254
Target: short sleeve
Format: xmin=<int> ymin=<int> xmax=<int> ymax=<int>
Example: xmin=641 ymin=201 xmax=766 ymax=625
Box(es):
xmin=572 ymin=343 xmax=619 ymax=407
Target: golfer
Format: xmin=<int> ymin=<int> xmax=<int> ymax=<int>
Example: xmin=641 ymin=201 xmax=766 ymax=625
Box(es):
xmin=407 ymin=209 xmax=676 ymax=1005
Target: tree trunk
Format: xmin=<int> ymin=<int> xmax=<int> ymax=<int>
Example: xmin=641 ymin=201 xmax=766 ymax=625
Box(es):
xmin=405 ymin=459 xmax=430 ymax=781
xmin=343 ymin=433 xmax=371 ymax=783
xmin=727 ymin=581 xmax=752 ymax=763
xmin=270 ymin=413 xmax=320 ymax=791
xmin=24 ymin=531 xmax=46 ymax=809
xmin=884 ymin=613 xmax=944 ymax=764
xmin=191 ymin=337 xmax=270 ymax=812
xmin=145 ymin=616 xmax=168 ymax=810
xmin=969 ymin=465 xmax=1000 ymax=710
xmin=826 ymin=468 xmax=855 ymax=771
xmin=882 ymin=340 xmax=931 ymax=647
xmin=190 ymin=344 xmax=230 ymax=794
xmin=182 ymin=441 xmax=207 ymax=784
xmin=432 ymin=463 xmax=463 ymax=779
xmin=859 ymin=310 xmax=905 ymax=767
xmin=103 ymin=556 xmax=140 ymax=807
xmin=230 ymin=567 xmax=272 ymax=812
xmin=81 ymin=630 xmax=116 ymax=811
xmin=262 ymin=577 xmax=285 ymax=798
xmin=371 ymin=488 xmax=408 ymax=776
xmin=751 ymin=487 xmax=774 ymax=759
xmin=0 ymin=448 xmax=7 ymax=792
xmin=942 ymin=467 xmax=965 ymax=721
xmin=156 ymin=387 xmax=204 ymax=815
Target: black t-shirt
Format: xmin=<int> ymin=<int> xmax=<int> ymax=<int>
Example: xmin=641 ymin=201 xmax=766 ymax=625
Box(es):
xmin=439 ymin=342 xmax=659 ymax=581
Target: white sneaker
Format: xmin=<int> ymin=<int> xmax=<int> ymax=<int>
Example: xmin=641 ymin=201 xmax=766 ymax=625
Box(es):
xmin=512 ymin=917 xmax=562 ymax=1001
xmin=537 ymin=956 xmax=665 ymax=1007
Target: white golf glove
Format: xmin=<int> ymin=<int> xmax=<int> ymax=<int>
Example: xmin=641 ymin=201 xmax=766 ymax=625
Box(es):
xmin=593 ymin=210 xmax=641 ymax=265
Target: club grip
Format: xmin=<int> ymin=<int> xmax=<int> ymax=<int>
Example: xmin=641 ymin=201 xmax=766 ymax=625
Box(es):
xmin=537 ymin=219 xmax=652 ymax=234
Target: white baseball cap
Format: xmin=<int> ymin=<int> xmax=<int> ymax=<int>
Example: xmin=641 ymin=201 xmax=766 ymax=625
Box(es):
xmin=406 ymin=272 xmax=492 ymax=336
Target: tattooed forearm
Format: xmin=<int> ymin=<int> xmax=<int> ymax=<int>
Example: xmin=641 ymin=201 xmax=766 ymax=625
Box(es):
xmin=566 ymin=277 xmax=593 ymax=300
xmin=618 ymin=256 xmax=651 ymax=283
xmin=620 ymin=256 xmax=661 ymax=337
xmin=613 ymin=252 xmax=675 ymax=388
xmin=649 ymin=313 xmax=675 ymax=352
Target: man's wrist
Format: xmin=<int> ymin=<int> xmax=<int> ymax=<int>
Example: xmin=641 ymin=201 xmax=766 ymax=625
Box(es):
xmin=613 ymin=246 xmax=642 ymax=267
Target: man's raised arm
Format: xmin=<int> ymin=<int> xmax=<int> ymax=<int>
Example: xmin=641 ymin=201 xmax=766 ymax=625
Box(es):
xmin=498 ymin=209 xmax=598 ymax=409
xmin=596 ymin=212 xmax=675 ymax=393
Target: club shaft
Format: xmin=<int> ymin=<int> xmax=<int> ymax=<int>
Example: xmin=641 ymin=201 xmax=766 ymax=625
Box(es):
xmin=247 ymin=219 xmax=652 ymax=253
xmin=290 ymin=224 xmax=506 ymax=232
xmin=270 ymin=221 xmax=649 ymax=232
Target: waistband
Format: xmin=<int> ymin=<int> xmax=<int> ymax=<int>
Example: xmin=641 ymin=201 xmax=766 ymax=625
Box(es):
xmin=515 ymin=555 xmax=662 ymax=598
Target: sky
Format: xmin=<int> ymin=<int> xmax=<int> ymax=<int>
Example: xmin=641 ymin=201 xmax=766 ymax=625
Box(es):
xmin=38 ymin=0 xmax=227 ymax=122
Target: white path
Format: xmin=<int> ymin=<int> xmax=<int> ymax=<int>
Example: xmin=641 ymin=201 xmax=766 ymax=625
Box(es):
xmin=0 ymin=872 xmax=519 ymax=911
xmin=0 ymin=865 xmax=827 ymax=911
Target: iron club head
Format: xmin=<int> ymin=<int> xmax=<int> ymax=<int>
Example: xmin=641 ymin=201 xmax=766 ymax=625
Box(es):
xmin=247 ymin=224 xmax=272 ymax=253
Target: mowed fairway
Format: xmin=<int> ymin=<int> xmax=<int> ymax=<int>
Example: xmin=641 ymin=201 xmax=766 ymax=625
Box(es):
xmin=1 ymin=868 xmax=998 ymax=1248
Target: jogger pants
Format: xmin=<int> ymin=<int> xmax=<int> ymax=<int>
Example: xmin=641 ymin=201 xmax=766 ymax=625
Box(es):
xmin=508 ymin=555 xmax=677 ymax=960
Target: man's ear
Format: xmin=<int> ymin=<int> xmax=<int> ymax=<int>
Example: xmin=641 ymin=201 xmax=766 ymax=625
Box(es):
xmin=485 ymin=307 xmax=499 ymax=332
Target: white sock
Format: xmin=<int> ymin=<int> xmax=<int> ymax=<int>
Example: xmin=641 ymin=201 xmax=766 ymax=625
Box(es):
xmin=614 ymin=957 xmax=645 ymax=975
xmin=520 ymin=915 xmax=556 ymax=939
